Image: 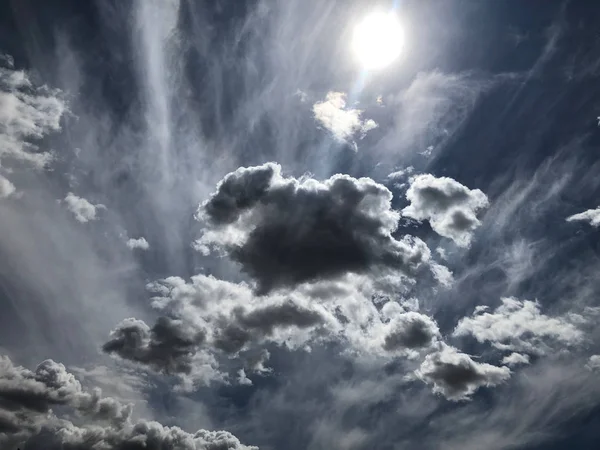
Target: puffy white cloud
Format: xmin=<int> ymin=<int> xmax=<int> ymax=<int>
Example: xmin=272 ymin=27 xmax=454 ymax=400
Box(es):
xmin=403 ymin=174 xmax=489 ymax=247
xmin=0 ymin=355 xmax=257 ymax=449
xmin=0 ymin=65 xmax=65 ymax=169
xmin=430 ymin=261 xmax=454 ymax=288
xmin=416 ymin=345 xmax=511 ymax=401
xmin=566 ymin=207 xmax=600 ymax=227
xmin=103 ymin=271 xmax=439 ymax=387
xmin=453 ymin=297 xmax=584 ymax=354
xmin=103 ymin=274 xmax=339 ymax=385
xmin=312 ymin=92 xmax=377 ymax=145
xmin=0 ymin=174 xmax=15 ymax=198
xmin=196 ymin=163 xmax=431 ymax=293
xmin=126 ymin=236 xmax=150 ymax=250
xmin=586 ymin=355 xmax=600 ymax=371
xmin=64 ymin=192 xmax=105 ymax=223
xmin=501 ymin=352 xmax=530 ymax=367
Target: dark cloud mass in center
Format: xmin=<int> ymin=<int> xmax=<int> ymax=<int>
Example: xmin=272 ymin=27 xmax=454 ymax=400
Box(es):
xmin=198 ymin=163 xmax=430 ymax=293
xmin=2 ymin=0 xmax=600 ymax=449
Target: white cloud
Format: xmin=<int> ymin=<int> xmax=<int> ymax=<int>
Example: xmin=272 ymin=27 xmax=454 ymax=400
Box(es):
xmin=64 ymin=192 xmax=105 ymax=223
xmin=387 ymin=166 xmax=414 ymax=180
xmin=0 ymin=66 xmax=65 ymax=168
xmin=454 ymin=297 xmax=585 ymax=354
xmin=237 ymin=369 xmax=253 ymax=386
xmin=403 ymin=174 xmax=489 ymax=247
xmin=430 ymin=261 xmax=454 ymax=288
xmin=312 ymin=92 xmax=377 ymax=145
xmin=126 ymin=237 xmax=150 ymax=250
xmin=501 ymin=352 xmax=530 ymax=367
xmin=103 ymin=271 xmax=435 ymax=387
xmin=0 ymin=174 xmax=15 ymax=198
xmin=586 ymin=355 xmax=600 ymax=371
xmin=566 ymin=207 xmax=600 ymax=227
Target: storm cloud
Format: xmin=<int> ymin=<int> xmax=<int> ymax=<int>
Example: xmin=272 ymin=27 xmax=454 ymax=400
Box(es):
xmin=0 ymin=355 xmax=256 ymax=449
xmin=416 ymin=345 xmax=511 ymax=401
xmin=197 ymin=163 xmax=431 ymax=293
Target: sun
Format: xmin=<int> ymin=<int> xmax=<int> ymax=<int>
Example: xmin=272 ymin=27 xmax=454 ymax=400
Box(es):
xmin=352 ymin=11 xmax=405 ymax=70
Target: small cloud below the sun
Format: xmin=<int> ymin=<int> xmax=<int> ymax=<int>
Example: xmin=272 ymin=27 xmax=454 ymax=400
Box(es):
xmin=312 ymin=91 xmax=378 ymax=149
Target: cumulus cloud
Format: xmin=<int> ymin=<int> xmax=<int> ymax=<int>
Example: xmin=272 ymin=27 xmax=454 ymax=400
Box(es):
xmin=430 ymin=261 xmax=454 ymax=288
xmin=416 ymin=345 xmax=511 ymax=401
xmin=103 ymin=272 xmax=434 ymax=386
xmin=102 ymin=317 xmax=207 ymax=376
xmin=586 ymin=355 xmax=600 ymax=371
xmin=196 ymin=163 xmax=431 ymax=293
xmin=453 ymin=297 xmax=585 ymax=354
xmin=403 ymin=174 xmax=489 ymax=247
xmin=312 ymin=91 xmax=377 ymax=145
xmin=382 ymin=311 xmax=440 ymax=353
xmin=64 ymin=192 xmax=105 ymax=223
xmin=501 ymin=353 xmax=530 ymax=367
xmin=103 ymin=274 xmax=337 ymax=384
xmin=0 ymin=355 xmax=257 ymax=449
xmin=0 ymin=355 xmax=131 ymax=443
xmin=0 ymin=64 xmax=65 ymax=168
xmin=126 ymin=237 xmax=150 ymax=250
xmin=0 ymin=174 xmax=15 ymax=198
xmin=566 ymin=207 xmax=600 ymax=227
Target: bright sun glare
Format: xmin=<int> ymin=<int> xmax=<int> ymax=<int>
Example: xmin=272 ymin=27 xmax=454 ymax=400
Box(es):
xmin=352 ymin=11 xmax=404 ymax=70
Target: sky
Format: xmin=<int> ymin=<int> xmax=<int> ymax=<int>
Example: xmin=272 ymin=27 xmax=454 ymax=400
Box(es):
xmin=1 ymin=0 xmax=600 ymax=449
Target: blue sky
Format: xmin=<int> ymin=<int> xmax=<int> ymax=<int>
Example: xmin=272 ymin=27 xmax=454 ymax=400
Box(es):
xmin=1 ymin=1 xmax=600 ymax=449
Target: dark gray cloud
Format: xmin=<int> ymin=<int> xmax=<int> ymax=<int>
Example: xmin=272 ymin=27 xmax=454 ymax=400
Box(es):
xmin=197 ymin=163 xmax=431 ymax=293
xmin=0 ymin=355 xmax=256 ymax=449
xmin=416 ymin=345 xmax=511 ymax=401
xmin=382 ymin=311 xmax=439 ymax=352
xmin=214 ymin=301 xmax=325 ymax=354
xmin=402 ymin=174 xmax=489 ymax=247
xmin=235 ymin=301 xmax=324 ymax=335
xmin=102 ymin=317 xmax=206 ymax=375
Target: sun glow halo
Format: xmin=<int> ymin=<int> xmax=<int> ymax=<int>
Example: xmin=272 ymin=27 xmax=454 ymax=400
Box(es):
xmin=352 ymin=11 xmax=404 ymax=70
